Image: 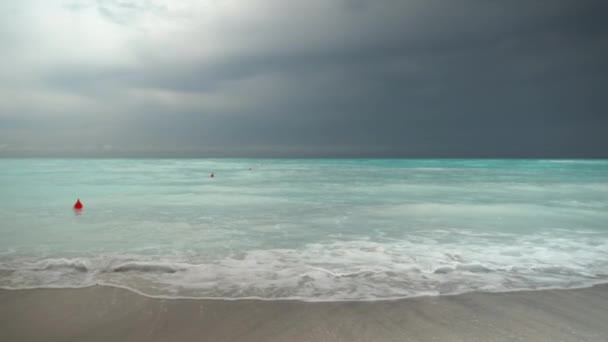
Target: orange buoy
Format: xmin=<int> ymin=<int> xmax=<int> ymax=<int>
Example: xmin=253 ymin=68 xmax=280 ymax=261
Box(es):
xmin=210 ymin=173 xmax=215 ymax=178
xmin=73 ymin=198 xmax=83 ymax=209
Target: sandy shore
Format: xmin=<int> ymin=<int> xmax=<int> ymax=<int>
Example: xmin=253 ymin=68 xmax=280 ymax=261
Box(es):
xmin=1 ymin=285 xmax=608 ymax=342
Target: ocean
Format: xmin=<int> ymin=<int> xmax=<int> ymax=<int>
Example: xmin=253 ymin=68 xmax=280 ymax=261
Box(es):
xmin=0 ymin=158 xmax=607 ymax=301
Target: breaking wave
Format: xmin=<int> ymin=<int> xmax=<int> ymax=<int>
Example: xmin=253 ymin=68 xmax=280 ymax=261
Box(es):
xmin=2 ymin=231 xmax=608 ymax=301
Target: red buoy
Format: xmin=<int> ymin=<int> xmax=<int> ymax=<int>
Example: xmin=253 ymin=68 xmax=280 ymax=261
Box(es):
xmin=210 ymin=173 xmax=215 ymax=178
xmin=73 ymin=198 xmax=83 ymax=209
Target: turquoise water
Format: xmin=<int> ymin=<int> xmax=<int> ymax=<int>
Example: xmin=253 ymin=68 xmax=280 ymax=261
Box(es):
xmin=1 ymin=159 xmax=607 ymax=300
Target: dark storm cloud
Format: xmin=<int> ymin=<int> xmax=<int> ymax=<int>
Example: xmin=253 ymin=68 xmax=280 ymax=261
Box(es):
xmin=0 ymin=0 xmax=607 ymax=157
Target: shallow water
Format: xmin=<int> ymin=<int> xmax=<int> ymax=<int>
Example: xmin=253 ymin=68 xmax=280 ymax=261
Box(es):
xmin=1 ymin=158 xmax=607 ymax=301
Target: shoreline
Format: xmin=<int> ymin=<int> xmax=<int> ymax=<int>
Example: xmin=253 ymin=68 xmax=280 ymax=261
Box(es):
xmin=2 ymin=284 xmax=608 ymax=341
xmin=2 ymin=280 xmax=608 ymax=302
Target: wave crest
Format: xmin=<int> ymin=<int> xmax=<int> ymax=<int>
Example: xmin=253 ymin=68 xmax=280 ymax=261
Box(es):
xmin=35 ymin=259 xmax=89 ymax=272
xmin=110 ymin=262 xmax=183 ymax=274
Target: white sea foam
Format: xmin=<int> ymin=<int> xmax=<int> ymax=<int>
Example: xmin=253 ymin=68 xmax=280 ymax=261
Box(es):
xmin=1 ymin=232 xmax=608 ymax=301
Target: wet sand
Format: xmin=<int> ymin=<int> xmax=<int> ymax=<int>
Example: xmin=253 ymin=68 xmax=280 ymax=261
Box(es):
xmin=1 ymin=284 xmax=608 ymax=342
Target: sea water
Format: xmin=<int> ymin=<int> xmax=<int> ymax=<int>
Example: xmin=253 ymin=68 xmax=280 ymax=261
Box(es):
xmin=0 ymin=159 xmax=607 ymax=301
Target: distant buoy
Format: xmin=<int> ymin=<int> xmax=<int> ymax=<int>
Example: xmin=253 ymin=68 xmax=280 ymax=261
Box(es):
xmin=73 ymin=198 xmax=83 ymax=210
xmin=210 ymin=173 xmax=215 ymax=178
xmin=249 ymin=168 xmax=252 ymax=171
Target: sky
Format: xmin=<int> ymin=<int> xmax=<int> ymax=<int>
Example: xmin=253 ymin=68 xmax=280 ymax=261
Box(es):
xmin=0 ymin=0 xmax=606 ymax=157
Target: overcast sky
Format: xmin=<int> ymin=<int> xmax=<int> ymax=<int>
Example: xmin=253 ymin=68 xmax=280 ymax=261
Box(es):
xmin=0 ymin=0 xmax=606 ymax=157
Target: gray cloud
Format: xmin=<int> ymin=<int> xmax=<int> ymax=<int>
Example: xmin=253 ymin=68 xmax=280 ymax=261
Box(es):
xmin=0 ymin=0 xmax=607 ymax=157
